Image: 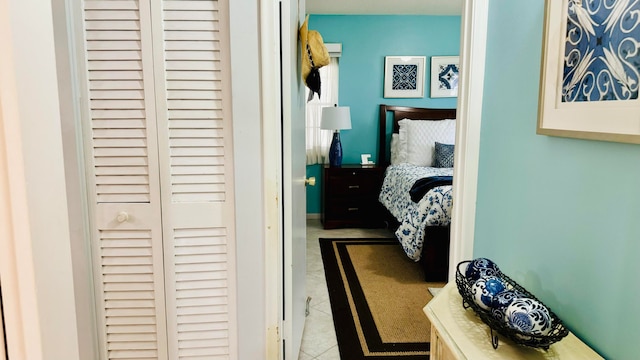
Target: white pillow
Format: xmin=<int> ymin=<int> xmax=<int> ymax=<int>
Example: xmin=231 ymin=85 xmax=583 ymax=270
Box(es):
xmin=390 ymin=134 xmax=399 ymax=164
xmin=390 ymin=133 xmax=407 ymax=164
xmin=396 ymin=120 xmax=410 ymax=163
xmin=404 ymin=119 xmax=456 ymax=166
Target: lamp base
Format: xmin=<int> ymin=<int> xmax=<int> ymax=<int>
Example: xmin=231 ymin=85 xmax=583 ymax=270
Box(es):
xmin=328 ymin=131 xmax=343 ymax=167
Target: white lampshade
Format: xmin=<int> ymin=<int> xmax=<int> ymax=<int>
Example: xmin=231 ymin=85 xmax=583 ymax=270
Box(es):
xmin=320 ymin=106 xmax=352 ymax=130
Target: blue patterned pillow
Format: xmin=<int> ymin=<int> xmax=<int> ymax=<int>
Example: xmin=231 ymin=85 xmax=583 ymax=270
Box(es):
xmin=434 ymin=142 xmax=454 ymax=168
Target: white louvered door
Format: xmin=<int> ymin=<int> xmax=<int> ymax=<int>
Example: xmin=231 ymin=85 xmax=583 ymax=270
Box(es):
xmin=150 ymin=1 xmax=236 ymax=358
xmin=78 ymin=1 xmax=235 ymax=359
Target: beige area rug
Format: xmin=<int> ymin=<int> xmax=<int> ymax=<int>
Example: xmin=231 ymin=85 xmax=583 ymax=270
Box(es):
xmin=320 ymin=238 xmax=446 ymax=359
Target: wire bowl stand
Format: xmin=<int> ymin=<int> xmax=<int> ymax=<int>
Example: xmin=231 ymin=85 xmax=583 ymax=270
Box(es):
xmin=455 ymin=260 xmax=569 ymax=350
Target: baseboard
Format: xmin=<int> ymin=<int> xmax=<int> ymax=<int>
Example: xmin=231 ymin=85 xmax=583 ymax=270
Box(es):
xmin=306 ymin=213 xmax=321 ymax=220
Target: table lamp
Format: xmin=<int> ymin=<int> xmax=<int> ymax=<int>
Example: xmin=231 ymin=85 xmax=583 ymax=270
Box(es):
xmin=321 ymin=105 xmax=352 ymax=167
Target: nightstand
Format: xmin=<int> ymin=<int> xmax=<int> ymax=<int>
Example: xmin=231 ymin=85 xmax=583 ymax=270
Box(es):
xmin=321 ymin=164 xmax=386 ymax=229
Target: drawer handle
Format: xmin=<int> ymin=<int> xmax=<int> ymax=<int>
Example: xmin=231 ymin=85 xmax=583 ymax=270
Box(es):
xmin=348 ymin=207 xmax=359 ymax=211
xmin=348 ymin=185 xmax=360 ymax=189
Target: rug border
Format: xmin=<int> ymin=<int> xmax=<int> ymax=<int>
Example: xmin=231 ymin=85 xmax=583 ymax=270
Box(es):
xmin=319 ymin=237 xmax=430 ymax=359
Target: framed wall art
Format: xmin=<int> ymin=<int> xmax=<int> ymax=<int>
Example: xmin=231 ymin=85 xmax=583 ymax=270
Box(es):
xmin=430 ymin=56 xmax=459 ymax=98
xmin=383 ymin=56 xmax=425 ymax=98
xmin=538 ymin=0 xmax=640 ymax=144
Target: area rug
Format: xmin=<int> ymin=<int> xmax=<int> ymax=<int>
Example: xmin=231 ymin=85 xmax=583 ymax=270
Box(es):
xmin=320 ymin=238 xmax=445 ymax=359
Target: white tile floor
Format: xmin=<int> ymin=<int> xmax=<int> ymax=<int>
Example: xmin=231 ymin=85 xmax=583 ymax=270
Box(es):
xmin=298 ymin=219 xmax=393 ymax=360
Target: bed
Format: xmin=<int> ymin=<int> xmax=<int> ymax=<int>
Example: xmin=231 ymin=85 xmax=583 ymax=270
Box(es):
xmin=377 ymin=104 xmax=456 ymax=282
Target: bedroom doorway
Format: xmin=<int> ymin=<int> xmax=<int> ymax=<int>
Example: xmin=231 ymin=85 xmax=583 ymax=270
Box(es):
xmin=293 ymin=0 xmax=488 ymax=357
xmin=301 ymin=0 xmax=486 ymax=281
xmin=298 ymin=0 xmax=489 ymax=290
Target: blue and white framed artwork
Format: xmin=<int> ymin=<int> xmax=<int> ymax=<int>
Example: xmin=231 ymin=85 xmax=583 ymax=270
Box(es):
xmin=538 ymin=0 xmax=640 ymax=144
xmin=430 ymin=56 xmax=460 ymax=98
xmin=384 ymin=56 xmax=425 ymax=98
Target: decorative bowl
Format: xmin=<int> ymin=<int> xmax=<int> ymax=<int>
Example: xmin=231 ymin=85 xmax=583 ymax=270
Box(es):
xmin=456 ymin=260 xmax=568 ymax=350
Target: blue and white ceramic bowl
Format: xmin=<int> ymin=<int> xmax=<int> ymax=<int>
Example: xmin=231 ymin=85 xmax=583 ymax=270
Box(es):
xmin=505 ymin=297 xmax=552 ymax=336
xmin=465 ymin=258 xmax=500 ymax=282
xmin=490 ymin=289 xmax=525 ymax=322
xmin=471 ymin=276 xmax=507 ymax=310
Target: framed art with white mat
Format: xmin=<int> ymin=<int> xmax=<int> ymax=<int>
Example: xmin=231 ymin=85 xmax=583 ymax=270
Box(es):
xmin=537 ymin=0 xmax=640 ymax=144
xmin=384 ymin=56 xmax=426 ymax=98
xmin=430 ymin=56 xmax=460 ymax=98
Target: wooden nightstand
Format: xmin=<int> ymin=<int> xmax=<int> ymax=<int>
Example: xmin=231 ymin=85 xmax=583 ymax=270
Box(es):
xmin=321 ymin=164 xmax=386 ymax=229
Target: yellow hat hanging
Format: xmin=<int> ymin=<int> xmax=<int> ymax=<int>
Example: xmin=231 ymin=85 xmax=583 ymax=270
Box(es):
xmin=299 ymin=15 xmax=329 ymax=101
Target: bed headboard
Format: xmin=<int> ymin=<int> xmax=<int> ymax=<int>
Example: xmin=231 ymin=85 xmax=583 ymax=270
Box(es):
xmin=378 ymin=104 xmax=457 ymax=166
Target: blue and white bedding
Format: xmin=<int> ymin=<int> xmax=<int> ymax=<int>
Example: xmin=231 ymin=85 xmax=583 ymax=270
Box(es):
xmin=378 ymin=163 xmax=453 ymax=261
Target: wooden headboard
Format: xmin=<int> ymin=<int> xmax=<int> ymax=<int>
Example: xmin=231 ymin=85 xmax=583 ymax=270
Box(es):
xmin=378 ymin=104 xmax=457 ymax=166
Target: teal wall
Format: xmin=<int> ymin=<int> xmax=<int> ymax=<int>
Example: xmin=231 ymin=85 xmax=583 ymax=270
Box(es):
xmin=475 ymin=2 xmax=640 ymax=359
xmin=306 ymin=15 xmax=461 ymax=214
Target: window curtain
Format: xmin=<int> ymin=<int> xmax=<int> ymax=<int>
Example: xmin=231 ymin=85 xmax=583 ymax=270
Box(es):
xmin=306 ymin=57 xmax=339 ymax=165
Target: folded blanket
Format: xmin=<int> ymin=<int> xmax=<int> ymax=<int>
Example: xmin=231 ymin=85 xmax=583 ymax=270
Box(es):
xmin=409 ymin=175 xmax=453 ymax=203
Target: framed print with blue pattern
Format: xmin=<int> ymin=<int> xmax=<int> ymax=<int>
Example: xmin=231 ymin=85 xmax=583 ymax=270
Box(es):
xmin=430 ymin=56 xmax=460 ymax=98
xmin=383 ymin=56 xmax=425 ymax=98
xmin=538 ymin=0 xmax=640 ymax=144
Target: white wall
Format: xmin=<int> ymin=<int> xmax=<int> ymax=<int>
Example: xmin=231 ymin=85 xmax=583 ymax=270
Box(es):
xmin=0 ymin=0 xmax=81 ymax=359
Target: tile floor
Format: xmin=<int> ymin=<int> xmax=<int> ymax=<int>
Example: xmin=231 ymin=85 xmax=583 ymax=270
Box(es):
xmin=298 ymin=219 xmax=393 ymax=360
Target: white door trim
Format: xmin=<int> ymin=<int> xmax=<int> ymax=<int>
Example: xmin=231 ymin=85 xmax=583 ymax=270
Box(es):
xmin=259 ymin=0 xmax=283 ymax=358
xmin=229 ymin=0 xmax=273 ymax=359
xmin=449 ymin=0 xmax=489 ymax=279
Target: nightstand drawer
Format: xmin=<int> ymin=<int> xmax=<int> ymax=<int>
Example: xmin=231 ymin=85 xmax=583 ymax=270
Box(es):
xmin=326 ymin=176 xmax=378 ymax=195
xmin=324 ymin=198 xmax=370 ymax=220
xmin=326 ymin=167 xmax=383 ymax=195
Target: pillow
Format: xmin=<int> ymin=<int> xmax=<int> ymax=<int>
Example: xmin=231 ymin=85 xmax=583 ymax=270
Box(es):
xmin=404 ymin=119 xmax=456 ymax=166
xmin=434 ymin=142 xmax=455 ymax=167
xmin=396 ymin=119 xmax=411 ymax=163
xmin=390 ymin=134 xmax=400 ymax=164
xmin=390 ymin=125 xmax=408 ymax=164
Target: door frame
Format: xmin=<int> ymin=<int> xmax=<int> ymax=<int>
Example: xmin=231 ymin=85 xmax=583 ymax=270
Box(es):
xmin=449 ymin=0 xmax=489 ymax=279
xmin=259 ymin=0 xmax=306 ymax=358
xmin=258 ymin=0 xmax=284 ymax=358
xmin=261 ymin=0 xmax=489 ymax=357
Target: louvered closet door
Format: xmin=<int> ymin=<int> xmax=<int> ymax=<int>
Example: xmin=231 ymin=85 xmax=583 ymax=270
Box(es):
xmin=150 ymin=1 xmax=236 ymax=358
xmin=81 ymin=0 xmax=236 ymax=359
xmin=81 ymin=0 xmax=169 ymax=359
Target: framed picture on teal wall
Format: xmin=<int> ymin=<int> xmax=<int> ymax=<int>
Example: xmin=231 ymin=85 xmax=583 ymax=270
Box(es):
xmin=538 ymin=0 xmax=640 ymax=144
xmin=383 ymin=56 xmax=425 ymax=98
xmin=430 ymin=56 xmax=459 ymax=98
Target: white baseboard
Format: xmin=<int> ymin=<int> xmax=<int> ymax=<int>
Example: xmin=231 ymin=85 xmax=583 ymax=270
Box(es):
xmin=306 ymin=213 xmax=321 ymax=220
